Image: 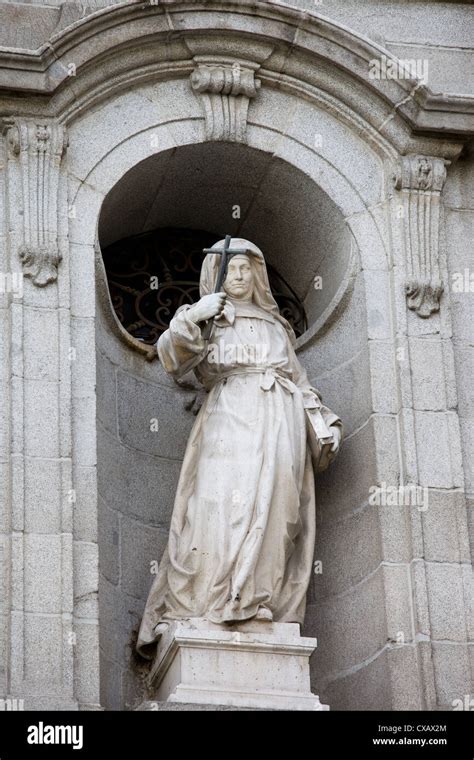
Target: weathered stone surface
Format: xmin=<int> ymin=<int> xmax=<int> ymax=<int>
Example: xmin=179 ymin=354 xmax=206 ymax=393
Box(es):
xmin=415 ymin=411 xmax=463 ymax=489
xmin=316 ymin=418 xmax=377 ymax=520
xmin=312 ymin=346 xmax=372 ymax=437
xmin=311 ymin=568 xmax=388 ymax=678
xmin=99 ymin=577 xmax=142 ymax=670
xmin=409 ymin=338 xmax=447 ymax=411
xmin=367 ymin=340 xmax=399 ymax=415
xmin=425 ymin=562 xmax=471 ymax=642
xmin=73 ymin=465 xmax=98 ymax=543
xmin=382 ymin=564 xmax=414 ymax=645
xmin=24 ymin=379 xmax=59 ymax=458
xmin=24 ymin=535 xmax=62 ymax=615
xmin=347 ymin=207 xmax=390 ymax=272
xmin=421 ymin=490 xmax=471 ymax=564
xmin=72 ymin=395 xmax=97 ymax=468
xmin=71 ymin=317 xmax=96 ymax=399
xmin=373 ymin=414 xmax=401 ymax=485
xmin=1 ymin=0 xmax=472 ymax=716
xmin=24 ymin=459 xmax=62 ymax=534
xmin=120 ymin=517 xmax=169 ymax=601
xmin=98 ymin=496 xmax=119 ymax=587
xmin=95 ymin=351 xmax=117 ymax=436
xmin=24 ymin=613 xmax=63 ymax=687
xmin=363 ymin=271 xmax=392 ymax=341
xmin=74 ymin=620 xmax=101 ymax=707
xmin=99 ymin=654 xmax=122 ymax=712
xmin=430 ymin=643 xmax=473 ymax=707
xmin=319 ymin=649 xmax=392 ymax=712
xmin=297 ymin=271 xmax=368 ymax=376
xmin=386 ymin=646 xmax=424 ymax=711
xmin=147 ymin=619 xmax=327 ymax=711
xmin=381 ymin=506 xmax=414 ymax=564
xmin=97 ymin=423 xmax=181 ymax=529
xmin=454 ymin=346 xmax=474 ymax=417
xmin=314 ymin=502 xmax=382 ymax=598
xmin=23 ymin=306 xmax=59 ymax=381
xmin=74 ymin=541 xmax=99 ymax=619
xmin=136 ymin=700 xmax=265 ymax=711
xmin=116 ymin=370 xmax=196 ymax=460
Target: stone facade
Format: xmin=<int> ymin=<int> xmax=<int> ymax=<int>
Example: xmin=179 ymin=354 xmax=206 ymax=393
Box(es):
xmin=0 ymin=0 xmax=472 ymax=711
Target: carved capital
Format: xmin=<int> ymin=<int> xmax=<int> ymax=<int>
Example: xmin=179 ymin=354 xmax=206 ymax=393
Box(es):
xmin=5 ymin=120 xmax=68 ymax=286
xmin=392 ymin=155 xmax=449 ymax=318
xmin=19 ymin=245 xmax=62 ymax=287
xmin=392 ymin=155 xmax=447 ymax=193
xmin=190 ymin=58 xmax=261 ymax=142
xmin=405 ymin=279 xmax=444 ymax=318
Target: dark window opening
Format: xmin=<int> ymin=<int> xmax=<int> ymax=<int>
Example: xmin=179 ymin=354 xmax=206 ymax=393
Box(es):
xmin=102 ymin=228 xmax=308 ymax=345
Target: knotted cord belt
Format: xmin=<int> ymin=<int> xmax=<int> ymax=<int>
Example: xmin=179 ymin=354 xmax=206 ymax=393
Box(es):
xmin=209 ymin=365 xmax=298 ymax=394
xmin=206 ymin=365 xmax=333 ymax=440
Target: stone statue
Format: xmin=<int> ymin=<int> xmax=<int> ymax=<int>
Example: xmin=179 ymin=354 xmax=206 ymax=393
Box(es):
xmin=136 ymin=238 xmax=342 ymax=659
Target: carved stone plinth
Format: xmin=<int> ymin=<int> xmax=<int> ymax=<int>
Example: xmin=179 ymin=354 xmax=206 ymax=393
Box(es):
xmin=141 ymin=618 xmax=328 ymax=711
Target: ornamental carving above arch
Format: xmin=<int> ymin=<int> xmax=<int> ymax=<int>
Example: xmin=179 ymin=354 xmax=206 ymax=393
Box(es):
xmin=1 ymin=0 xmax=472 ymax=321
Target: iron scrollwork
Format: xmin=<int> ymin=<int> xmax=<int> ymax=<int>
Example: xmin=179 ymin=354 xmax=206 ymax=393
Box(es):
xmin=102 ymin=228 xmax=308 ymax=345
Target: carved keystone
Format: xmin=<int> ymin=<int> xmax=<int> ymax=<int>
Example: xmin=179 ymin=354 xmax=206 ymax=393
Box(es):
xmin=190 ymin=58 xmax=261 ymax=142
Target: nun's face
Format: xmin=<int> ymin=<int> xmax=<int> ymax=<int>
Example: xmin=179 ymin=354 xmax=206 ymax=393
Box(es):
xmin=224 ymin=255 xmax=254 ymax=301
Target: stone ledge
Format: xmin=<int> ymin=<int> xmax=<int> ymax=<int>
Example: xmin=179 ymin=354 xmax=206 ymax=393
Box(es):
xmin=136 ymin=700 xmax=272 ymax=711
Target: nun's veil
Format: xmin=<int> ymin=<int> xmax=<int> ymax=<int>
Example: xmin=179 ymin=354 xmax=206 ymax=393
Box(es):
xmin=199 ymin=238 xmax=296 ymax=344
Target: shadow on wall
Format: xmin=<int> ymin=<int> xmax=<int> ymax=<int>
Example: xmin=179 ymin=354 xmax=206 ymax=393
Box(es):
xmin=95 ymin=141 xmax=374 ymax=710
xmin=301 ymin=270 xmax=386 ymax=710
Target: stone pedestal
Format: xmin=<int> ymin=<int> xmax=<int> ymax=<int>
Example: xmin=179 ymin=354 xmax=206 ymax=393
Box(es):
xmin=143 ymin=618 xmax=328 ymax=711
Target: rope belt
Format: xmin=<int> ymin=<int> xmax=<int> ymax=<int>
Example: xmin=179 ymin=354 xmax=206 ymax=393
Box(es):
xmin=206 ymin=366 xmax=333 ymax=440
xmin=209 ymin=366 xmax=298 ymax=394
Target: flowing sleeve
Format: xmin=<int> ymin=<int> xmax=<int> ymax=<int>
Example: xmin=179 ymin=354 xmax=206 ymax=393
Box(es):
xmin=157 ymin=305 xmax=209 ymax=379
xmin=287 ymin=337 xmax=343 ymax=471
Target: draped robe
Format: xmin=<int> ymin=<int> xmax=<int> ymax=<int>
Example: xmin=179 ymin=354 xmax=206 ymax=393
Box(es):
xmin=136 ymin=298 xmax=341 ymax=659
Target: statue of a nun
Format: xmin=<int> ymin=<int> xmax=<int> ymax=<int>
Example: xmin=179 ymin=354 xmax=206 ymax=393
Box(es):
xmin=136 ymin=238 xmax=342 ymax=659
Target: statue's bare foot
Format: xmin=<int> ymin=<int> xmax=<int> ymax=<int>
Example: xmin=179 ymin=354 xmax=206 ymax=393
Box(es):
xmin=255 ymin=607 xmax=273 ymax=622
xmin=154 ymin=622 xmax=170 ymax=636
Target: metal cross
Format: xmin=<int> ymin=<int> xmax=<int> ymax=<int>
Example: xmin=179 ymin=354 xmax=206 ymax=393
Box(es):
xmin=201 ymin=234 xmax=249 ymax=339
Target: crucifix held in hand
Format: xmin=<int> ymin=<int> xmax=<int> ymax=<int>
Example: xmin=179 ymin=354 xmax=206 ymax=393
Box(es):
xmin=201 ymin=235 xmax=249 ymax=339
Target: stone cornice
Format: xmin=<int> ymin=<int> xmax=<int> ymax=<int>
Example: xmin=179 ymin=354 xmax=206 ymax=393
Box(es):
xmin=0 ymin=0 xmax=471 ymax=155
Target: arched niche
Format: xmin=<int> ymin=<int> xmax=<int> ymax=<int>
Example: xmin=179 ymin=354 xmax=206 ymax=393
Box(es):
xmin=56 ymin=0 xmax=421 ymax=713
xmin=91 ymin=136 xmax=375 ymax=711
xmin=1 ymin=0 xmax=470 ymax=717
xmin=97 ymin=141 xmax=354 ymax=351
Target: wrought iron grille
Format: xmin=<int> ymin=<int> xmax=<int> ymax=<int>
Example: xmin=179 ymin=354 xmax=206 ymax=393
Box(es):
xmin=101 ymin=228 xmax=307 ymax=344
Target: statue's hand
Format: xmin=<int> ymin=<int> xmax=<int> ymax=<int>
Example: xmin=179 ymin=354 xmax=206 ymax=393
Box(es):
xmin=188 ymin=293 xmax=227 ymax=324
xmin=329 ymin=425 xmax=342 ymax=453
